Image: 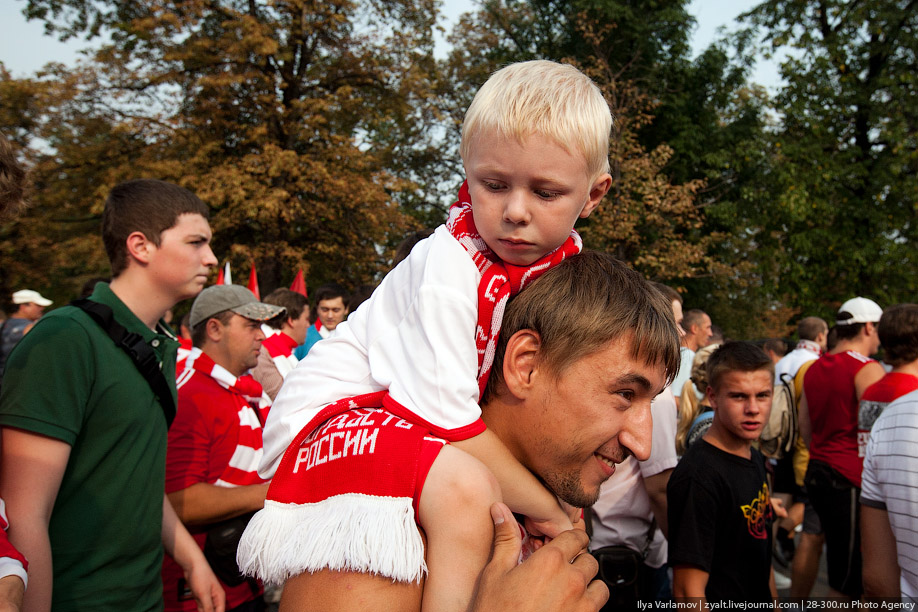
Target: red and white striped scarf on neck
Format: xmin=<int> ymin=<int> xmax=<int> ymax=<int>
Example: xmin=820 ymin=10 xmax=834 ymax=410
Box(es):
xmin=446 ymin=182 xmax=583 ymax=396
xmin=262 ymin=331 xmax=299 ymax=378
xmin=180 ymin=348 xmax=271 ymax=487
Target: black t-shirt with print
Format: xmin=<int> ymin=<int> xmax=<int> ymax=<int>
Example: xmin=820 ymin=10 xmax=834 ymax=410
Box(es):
xmin=667 ymin=440 xmax=774 ymax=602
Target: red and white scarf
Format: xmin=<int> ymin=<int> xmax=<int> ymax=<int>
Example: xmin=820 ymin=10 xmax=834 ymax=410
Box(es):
xmin=446 ymin=182 xmax=582 ymax=396
xmin=262 ymin=332 xmax=299 ymax=379
xmin=180 ymin=348 xmax=271 ymax=487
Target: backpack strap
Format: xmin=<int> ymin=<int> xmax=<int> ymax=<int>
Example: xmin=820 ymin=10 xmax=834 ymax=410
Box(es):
xmin=71 ymin=298 xmax=176 ymax=427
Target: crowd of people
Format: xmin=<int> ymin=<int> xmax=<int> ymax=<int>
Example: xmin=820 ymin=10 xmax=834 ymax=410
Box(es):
xmin=0 ymin=58 xmax=914 ymax=612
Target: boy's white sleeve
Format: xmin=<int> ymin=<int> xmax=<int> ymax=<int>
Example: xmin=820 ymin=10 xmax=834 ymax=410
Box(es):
xmin=368 ymin=228 xmax=484 ymax=440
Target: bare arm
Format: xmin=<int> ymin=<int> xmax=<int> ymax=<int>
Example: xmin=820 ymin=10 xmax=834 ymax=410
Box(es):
xmin=798 ymin=391 xmax=812 ymax=449
xmin=0 ymin=575 xmax=23 ymax=612
xmin=161 ymin=496 xmax=225 ymax=612
xmin=644 ymin=469 xmax=672 ymax=539
xmin=861 ymin=505 xmax=900 ymax=597
xmin=855 ymin=362 xmax=886 ymax=401
xmin=452 ymin=429 xmax=573 ymax=538
xmin=167 ymin=482 xmax=269 ymax=526
xmin=0 ymin=428 xmax=71 ymax=612
xmin=672 ymin=565 xmax=708 ymax=609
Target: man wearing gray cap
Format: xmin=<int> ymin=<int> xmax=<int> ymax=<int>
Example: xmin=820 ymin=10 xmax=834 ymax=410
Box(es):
xmin=164 ymin=285 xmax=285 ymax=611
xmin=799 ymin=296 xmax=885 ymax=599
xmin=0 ymin=289 xmax=52 ymax=384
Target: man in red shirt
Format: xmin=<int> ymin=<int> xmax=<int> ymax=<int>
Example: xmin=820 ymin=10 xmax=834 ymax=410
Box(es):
xmin=858 ymin=303 xmax=918 ymax=455
xmin=164 ymin=285 xmax=285 ymax=611
xmin=800 ymin=296 xmax=885 ymax=599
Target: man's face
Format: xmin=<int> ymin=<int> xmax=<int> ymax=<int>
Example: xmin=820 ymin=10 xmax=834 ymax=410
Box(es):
xmin=672 ymin=300 xmax=685 ymax=338
xmin=287 ymin=309 xmax=311 ymax=345
xmin=317 ymin=297 xmax=347 ymax=331
xmin=464 ymin=132 xmax=610 ymax=266
xmin=220 ymin=314 xmax=266 ymax=376
xmin=20 ymin=302 xmax=44 ymax=321
xmin=147 ymin=213 xmax=217 ymax=302
xmin=508 ymin=333 xmax=665 ymax=508
xmin=692 ymin=313 xmax=713 ymax=348
xmin=707 ymin=369 xmax=773 ymax=447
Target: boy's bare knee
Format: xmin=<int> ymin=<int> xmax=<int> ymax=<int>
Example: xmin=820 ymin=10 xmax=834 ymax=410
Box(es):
xmin=420 ymin=446 xmax=501 ymax=527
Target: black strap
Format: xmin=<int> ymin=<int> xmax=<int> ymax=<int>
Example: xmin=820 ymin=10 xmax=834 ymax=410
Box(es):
xmin=71 ymin=298 xmax=176 ymax=427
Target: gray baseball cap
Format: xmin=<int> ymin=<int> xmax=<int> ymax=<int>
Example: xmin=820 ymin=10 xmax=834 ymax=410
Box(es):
xmin=190 ymin=285 xmax=286 ymax=328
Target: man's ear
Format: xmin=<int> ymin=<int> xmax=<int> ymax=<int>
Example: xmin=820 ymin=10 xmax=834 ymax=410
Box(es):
xmin=125 ymin=231 xmax=154 ymax=264
xmin=501 ymin=330 xmax=542 ymax=399
xmin=205 ymin=317 xmax=224 ymax=343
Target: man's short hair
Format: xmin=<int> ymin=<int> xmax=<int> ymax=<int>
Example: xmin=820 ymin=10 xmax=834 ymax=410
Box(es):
xmin=484 ymin=251 xmax=681 ymax=400
xmin=102 ymin=179 xmax=210 ymax=277
xmin=706 ymin=341 xmax=775 ymax=392
xmin=683 ymin=309 xmax=708 ymax=334
xmin=460 ymin=60 xmax=612 ymax=181
xmin=264 ymin=288 xmax=309 ymax=330
xmin=310 ymin=283 xmax=350 ymax=323
xmin=797 ymin=316 xmax=828 ymax=342
xmin=878 ymin=304 xmax=918 ymax=367
xmin=191 ymin=310 xmax=233 ymax=348
xmin=763 ymin=338 xmax=787 ymax=358
xmin=0 ymin=133 xmax=28 ymax=222
xmin=650 ymin=282 xmax=681 ymax=305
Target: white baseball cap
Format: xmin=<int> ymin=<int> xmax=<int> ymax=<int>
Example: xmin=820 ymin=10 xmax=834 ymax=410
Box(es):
xmin=836 ymin=297 xmax=882 ymax=325
xmin=12 ymin=290 xmax=52 ymax=307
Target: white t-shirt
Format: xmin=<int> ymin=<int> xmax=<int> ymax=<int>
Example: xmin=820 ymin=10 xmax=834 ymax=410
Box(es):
xmin=670 ymin=347 xmax=695 ymax=398
xmin=589 ymin=388 xmax=678 ymax=568
xmin=774 ymin=342 xmax=821 ymax=381
xmin=260 ymin=226 xmax=483 ymax=477
xmin=861 ymin=388 xmax=918 ymax=599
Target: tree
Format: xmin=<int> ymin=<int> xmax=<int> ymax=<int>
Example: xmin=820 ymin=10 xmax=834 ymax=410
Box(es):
xmin=737 ymin=0 xmax=918 ymax=321
xmin=3 ymin=0 xmax=444 ymax=300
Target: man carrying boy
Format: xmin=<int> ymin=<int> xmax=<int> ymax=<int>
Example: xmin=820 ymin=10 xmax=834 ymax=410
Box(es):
xmin=668 ymin=341 xmax=777 ymax=604
xmin=240 ymin=251 xmax=681 ymax=611
xmin=0 ymin=179 xmax=224 ymax=611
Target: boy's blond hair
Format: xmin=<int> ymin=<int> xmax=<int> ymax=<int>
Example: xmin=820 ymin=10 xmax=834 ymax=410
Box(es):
xmin=460 ymin=60 xmax=612 ymax=180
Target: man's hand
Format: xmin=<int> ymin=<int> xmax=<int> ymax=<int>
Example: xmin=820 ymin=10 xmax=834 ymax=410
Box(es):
xmin=184 ymin=558 xmax=225 ymax=612
xmin=471 ymin=503 xmax=608 ymax=612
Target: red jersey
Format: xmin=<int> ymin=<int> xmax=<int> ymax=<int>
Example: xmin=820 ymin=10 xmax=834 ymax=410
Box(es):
xmin=804 ymin=351 xmax=874 ymax=487
xmin=858 ymin=372 xmax=918 ymax=458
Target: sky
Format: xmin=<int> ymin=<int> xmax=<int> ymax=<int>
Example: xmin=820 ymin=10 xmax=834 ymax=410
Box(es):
xmin=0 ymin=0 xmax=780 ymax=86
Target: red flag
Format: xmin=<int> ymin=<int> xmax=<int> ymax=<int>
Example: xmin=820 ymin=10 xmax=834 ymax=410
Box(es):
xmin=247 ymin=262 xmax=260 ymax=300
xmin=216 ymin=267 xmax=224 ymax=285
xmin=216 ymin=262 xmax=232 ymax=285
xmin=290 ymin=269 xmax=307 ymax=298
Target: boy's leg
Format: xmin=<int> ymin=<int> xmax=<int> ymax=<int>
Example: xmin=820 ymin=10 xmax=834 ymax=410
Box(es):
xmin=418 ymin=445 xmax=502 ymax=612
xmin=281 ymin=568 xmax=424 ymax=612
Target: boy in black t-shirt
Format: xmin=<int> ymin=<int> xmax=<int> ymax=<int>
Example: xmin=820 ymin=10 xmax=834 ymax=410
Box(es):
xmin=668 ymin=341 xmax=783 ymax=605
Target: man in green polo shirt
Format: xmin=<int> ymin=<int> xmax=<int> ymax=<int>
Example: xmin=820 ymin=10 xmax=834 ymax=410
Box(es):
xmin=0 ymin=179 xmax=225 ymax=611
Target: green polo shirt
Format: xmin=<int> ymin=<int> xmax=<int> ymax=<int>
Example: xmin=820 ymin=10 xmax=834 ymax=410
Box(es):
xmin=0 ymin=282 xmax=178 ymax=611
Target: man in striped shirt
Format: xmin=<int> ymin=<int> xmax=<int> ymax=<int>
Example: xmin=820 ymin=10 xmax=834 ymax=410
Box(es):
xmin=164 ymin=285 xmax=284 ymax=611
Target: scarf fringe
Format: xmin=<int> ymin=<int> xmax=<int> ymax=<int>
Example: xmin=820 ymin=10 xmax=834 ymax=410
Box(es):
xmin=237 ymin=495 xmax=426 ymax=586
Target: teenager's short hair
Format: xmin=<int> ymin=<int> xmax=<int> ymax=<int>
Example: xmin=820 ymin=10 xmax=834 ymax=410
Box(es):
xmin=878 ymin=304 xmax=918 ymax=367
xmin=484 ymin=251 xmax=680 ymax=400
xmin=460 ymin=60 xmax=612 ymax=181
xmin=310 ymin=283 xmax=349 ymax=322
xmin=102 ymin=179 xmax=210 ymax=277
xmin=0 ymin=134 xmax=28 ymax=221
xmin=682 ymin=309 xmax=708 ymax=334
xmin=797 ymin=316 xmax=828 ymax=342
xmin=706 ymin=341 xmax=775 ymax=391
xmin=264 ymin=288 xmax=309 ymax=330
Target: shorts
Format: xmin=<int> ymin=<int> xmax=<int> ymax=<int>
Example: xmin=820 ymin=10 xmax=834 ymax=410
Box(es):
xmin=799 ymin=488 xmax=822 ymax=535
xmin=238 ymin=399 xmax=447 ymax=586
xmin=804 ymin=459 xmax=861 ymax=597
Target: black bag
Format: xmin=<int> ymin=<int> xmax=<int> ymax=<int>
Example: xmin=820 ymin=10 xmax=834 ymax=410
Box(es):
xmin=593 ymin=545 xmax=644 ymax=610
xmin=203 ymin=512 xmax=257 ymax=586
